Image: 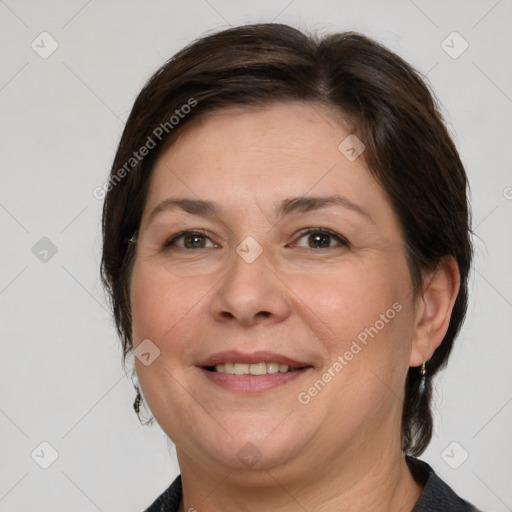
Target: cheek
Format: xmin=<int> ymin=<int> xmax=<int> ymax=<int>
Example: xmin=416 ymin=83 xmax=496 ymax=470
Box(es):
xmin=130 ymin=260 xmax=205 ymax=347
xmin=296 ymin=253 xmax=415 ymax=405
xmin=130 ymin=267 xmax=166 ymax=345
xmin=129 ymin=263 xmax=209 ymax=426
xmin=289 ymin=254 xmax=412 ymax=342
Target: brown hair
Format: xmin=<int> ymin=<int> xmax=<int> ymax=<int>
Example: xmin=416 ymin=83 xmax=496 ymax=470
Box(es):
xmin=100 ymin=23 xmax=472 ymax=456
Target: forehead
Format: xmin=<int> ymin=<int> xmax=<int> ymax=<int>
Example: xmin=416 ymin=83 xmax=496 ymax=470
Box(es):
xmin=143 ymin=102 xmax=393 ymax=225
xmin=161 ymin=102 xmax=352 ymax=166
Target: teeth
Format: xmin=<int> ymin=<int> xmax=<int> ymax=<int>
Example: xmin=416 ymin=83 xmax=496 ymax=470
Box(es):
xmin=223 ymin=362 xmax=235 ymax=374
xmin=266 ymin=363 xmax=279 ymax=374
xmin=249 ymin=362 xmax=266 ymax=375
xmin=213 ymin=362 xmax=292 ymax=375
xmin=234 ymin=363 xmax=249 ymax=375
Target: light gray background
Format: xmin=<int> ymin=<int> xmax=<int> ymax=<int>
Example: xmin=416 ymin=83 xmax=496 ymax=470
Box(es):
xmin=1 ymin=1 xmax=511 ymax=511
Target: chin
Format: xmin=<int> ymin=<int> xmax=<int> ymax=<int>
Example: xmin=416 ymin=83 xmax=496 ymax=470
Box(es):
xmin=173 ymin=414 xmax=311 ymax=473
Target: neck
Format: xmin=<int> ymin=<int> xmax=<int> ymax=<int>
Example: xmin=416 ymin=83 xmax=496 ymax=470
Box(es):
xmin=177 ymin=437 xmax=422 ymax=511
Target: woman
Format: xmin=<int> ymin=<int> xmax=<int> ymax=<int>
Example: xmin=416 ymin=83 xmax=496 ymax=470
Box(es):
xmin=101 ymin=23 xmax=479 ymax=511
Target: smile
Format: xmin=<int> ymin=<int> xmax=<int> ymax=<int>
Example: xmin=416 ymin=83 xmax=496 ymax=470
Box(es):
xmin=210 ymin=362 xmax=303 ymax=375
xmin=197 ymin=351 xmax=313 ymax=393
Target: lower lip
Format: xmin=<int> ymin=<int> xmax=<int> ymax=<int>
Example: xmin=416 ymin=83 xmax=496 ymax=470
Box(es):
xmin=198 ymin=367 xmax=311 ymax=393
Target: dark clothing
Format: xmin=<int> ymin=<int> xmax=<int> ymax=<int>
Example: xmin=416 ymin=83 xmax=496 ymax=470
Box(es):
xmin=407 ymin=457 xmax=481 ymax=511
xmin=144 ymin=456 xmax=481 ymax=511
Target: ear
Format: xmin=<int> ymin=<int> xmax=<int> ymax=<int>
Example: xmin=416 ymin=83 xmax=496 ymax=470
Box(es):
xmin=409 ymin=256 xmax=461 ymax=368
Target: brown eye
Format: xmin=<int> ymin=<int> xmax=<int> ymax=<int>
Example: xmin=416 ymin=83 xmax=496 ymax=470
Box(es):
xmin=164 ymin=230 xmax=218 ymax=250
xmin=293 ymin=228 xmax=349 ymax=249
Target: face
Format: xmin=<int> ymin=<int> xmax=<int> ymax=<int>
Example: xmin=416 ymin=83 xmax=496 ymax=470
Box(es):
xmin=130 ymin=102 xmax=418 ymax=480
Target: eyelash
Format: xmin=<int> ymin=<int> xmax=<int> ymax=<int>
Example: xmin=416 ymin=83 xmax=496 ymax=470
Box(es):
xmin=163 ymin=228 xmax=350 ymax=250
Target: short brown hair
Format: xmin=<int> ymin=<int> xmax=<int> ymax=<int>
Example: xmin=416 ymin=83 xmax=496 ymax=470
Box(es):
xmin=100 ymin=23 xmax=472 ymax=456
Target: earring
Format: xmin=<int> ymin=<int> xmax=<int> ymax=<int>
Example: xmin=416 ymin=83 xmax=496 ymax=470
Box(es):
xmin=130 ymin=369 xmax=154 ymax=426
xmin=133 ymin=385 xmax=142 ymax=415
xmin=131 ymin=370 xmax=144 ymax=424
xmin=419 ymin=362 xmax=427 ymax=393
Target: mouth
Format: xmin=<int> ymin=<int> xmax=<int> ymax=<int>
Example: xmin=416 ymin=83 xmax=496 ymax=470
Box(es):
xmin=205 ymin=362 xmax=307 ymax=374
xmin=197 ymin=350 xmax=313 ymax=393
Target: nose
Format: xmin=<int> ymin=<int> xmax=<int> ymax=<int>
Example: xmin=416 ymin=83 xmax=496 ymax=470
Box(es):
xmin=209 ymin=245 xmax=292 ymax=327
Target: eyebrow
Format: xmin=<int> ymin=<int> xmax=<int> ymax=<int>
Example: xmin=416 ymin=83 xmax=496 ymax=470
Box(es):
xmin=146 ymin=195 xmax=373 ymax=225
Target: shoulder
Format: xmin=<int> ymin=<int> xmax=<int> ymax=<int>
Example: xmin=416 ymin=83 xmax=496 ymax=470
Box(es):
xmin=407 ymin=456 xmax=483 ymax=512
xmin=143 ymin=475 xmax=182 ymax=512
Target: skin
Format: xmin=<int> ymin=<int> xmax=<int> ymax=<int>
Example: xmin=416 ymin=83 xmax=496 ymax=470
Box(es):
xmin=130 ymin=102 xmax=460 ymax=511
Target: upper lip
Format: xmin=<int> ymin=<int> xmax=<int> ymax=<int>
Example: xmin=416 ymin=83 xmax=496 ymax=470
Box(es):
xmin=197 ymin=350 xmax=312 ymax=369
